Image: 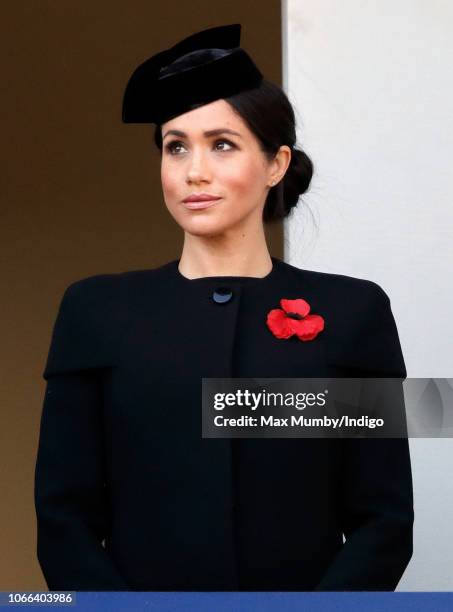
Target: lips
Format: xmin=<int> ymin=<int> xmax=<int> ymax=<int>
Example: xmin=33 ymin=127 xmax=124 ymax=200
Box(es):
xmin=183 ymin=194 xmax=222 ymax=203
xmin=182 ymin=194 xmax=222 ymax=210
xmin=182 ymin=198 xmax=222 ymax=210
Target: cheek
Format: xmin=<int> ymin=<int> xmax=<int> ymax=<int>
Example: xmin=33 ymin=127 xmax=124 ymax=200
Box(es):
xmin=220 ymin=158 xmax=265 ymax=195
xmin=161 ymin=164 xmax=178 ymax=197
xmin=161 ymin=165 xmax=185 ymax=215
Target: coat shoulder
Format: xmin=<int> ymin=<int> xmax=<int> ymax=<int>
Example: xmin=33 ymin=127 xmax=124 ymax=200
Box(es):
xmin=61 ymin=260 xmax=176 ymax=301
xmin=278 ymin=260 xmax=406 ymax=376
xmin=44 ymin=263 xmax=175 ymax=379
xmin=279 ymin=259 xmax=391 ymax=305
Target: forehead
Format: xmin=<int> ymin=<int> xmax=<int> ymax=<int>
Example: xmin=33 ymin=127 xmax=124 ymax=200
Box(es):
xmin=162 ymin=99 xmax=246 ymax=134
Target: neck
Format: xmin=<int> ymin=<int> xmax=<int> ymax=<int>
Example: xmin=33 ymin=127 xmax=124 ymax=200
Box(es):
xmin=178 ymin=223 xmax=273 ymax=279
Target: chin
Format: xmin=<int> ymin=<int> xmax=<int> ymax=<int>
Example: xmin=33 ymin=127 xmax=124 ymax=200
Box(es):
xmin=178 ymin=214 xmax=247 ymax=237
xmin=169 ymin=203 xmax=254 ymax=236
xmin=182 ymin=223 xmax=228 ymax=238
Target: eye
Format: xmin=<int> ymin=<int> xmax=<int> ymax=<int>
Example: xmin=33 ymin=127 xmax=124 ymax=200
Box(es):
xmin=164 ymin=138 xmax=236 ymax=156
xmin=165 ymin=140 xmax=186 ymax=155
xmin=214 ymin=139 xmax=236 ymax=151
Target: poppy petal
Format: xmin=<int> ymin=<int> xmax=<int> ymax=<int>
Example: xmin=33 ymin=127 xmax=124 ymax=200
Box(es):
xmin=294 ymin=314 xmax=325 ymax=341
xmin=266 ymin=309 xmax=294 ymax=339
xmin=280 ymin=298 xmax=311 ymax=317
xmin=287 ymin=318 xmax=305 ymax=335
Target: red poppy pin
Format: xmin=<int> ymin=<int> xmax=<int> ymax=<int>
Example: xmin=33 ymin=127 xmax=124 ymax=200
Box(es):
xmin=266 ymin=298 xmax=325 ymax=341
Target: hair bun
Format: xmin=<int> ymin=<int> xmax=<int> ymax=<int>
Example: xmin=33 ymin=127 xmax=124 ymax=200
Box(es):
xmin=288 ymin=147 xmax=313 ymax=194
xmin=279 ymin=147 xmax=313 ymax=217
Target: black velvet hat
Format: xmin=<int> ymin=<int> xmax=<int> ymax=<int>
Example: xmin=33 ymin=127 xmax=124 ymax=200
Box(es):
xmin=122 ymin=23 xmax=263 ymax=124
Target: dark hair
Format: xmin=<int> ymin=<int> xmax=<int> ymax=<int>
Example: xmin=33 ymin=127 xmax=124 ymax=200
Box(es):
xmin=153 ymin=79 xmax=313 ymax=223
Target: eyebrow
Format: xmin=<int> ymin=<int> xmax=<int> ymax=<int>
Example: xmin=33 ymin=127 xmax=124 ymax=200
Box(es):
xmin=162 ymin=128 xmax=243 ymax=141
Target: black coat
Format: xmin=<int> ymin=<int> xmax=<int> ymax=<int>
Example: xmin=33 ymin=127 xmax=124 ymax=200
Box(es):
xmin=34 ymin=256 xmax=414 ymax=591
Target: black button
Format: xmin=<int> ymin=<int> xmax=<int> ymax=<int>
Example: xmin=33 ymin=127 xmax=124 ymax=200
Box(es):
xmin=212 ymin=287 xmax=233 ymax=304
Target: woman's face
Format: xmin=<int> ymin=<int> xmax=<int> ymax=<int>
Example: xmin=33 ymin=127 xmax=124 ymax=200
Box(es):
xmin=160 ymin=99 xmax=279 ymax=237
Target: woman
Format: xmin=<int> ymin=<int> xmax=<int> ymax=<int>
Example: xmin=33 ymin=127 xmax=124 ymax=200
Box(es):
xmin=34 ymin=23 xmax=413 ymax=591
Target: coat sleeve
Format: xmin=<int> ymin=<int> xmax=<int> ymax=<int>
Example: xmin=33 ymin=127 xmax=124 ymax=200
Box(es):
xmin=315 ymin=284 xmax=414 ymax=591
xmin=34 ymin=280 xmax=129 ymax=590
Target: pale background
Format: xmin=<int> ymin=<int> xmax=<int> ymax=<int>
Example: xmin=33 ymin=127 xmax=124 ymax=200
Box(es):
xmin=284 ymin=0 xmax=453 ymax=590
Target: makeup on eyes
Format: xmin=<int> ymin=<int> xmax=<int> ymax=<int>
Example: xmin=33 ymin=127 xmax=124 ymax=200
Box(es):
xmin=165 ymin=138 xmax=237 ymax=155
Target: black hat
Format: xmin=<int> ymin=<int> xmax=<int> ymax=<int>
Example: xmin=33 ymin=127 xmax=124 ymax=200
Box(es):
xmin=122 ymin=23 xmax=263 ymax=124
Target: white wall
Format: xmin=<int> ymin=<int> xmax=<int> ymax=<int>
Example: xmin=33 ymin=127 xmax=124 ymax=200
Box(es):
xmin=283 ymin=0 xmax=453 ymax=590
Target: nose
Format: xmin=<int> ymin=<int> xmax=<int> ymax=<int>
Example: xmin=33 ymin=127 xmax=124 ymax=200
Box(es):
xmin=186 ymin=148 xmax=211 ymax=184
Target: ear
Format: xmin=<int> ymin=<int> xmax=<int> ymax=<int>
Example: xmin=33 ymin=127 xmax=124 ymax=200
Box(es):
xmin=268 ymin=145 xmax=292 ymax=186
